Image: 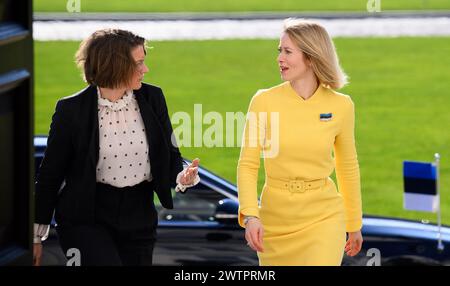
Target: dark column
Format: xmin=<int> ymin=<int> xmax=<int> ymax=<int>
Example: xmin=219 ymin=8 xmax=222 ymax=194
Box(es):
xmin=0 ymin=0 xmax=34 ymax=266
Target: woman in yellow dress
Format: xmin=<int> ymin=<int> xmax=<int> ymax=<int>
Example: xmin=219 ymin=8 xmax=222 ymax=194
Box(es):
xmin=237 ymin=19 xmax=363 ymax=266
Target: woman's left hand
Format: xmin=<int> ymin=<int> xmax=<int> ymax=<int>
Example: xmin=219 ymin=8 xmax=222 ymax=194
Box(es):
xmin=179 ymin=158 xmax=200 ymax=185
xmin=345 ymin=230 xmax=363 ymax=257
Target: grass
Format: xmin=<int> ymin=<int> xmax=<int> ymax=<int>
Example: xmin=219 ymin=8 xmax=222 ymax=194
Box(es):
xmin=34 ymin=0 xmax=450 ymax=12
xmin=35 ymin=37 xmax=450 ymax=225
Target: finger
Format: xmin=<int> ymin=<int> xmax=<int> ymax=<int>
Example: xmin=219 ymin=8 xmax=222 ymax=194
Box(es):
xmin=189 ymin=159 xmax=200 ymax=168
xmin=183 ymin=172 xmax=194 ymax=183
xmin=257 ymin=228 xmax=264 ymax=252
xmin=245 ymin=231 xmax=255 ymax=249
xmin=258 ymin=227 xmax=264 ymax=245
xmin=191 ymin=158 xmax=200 ymax=167
xmin=247 ymin=235 xmax=257 ymax=252
xmin=246 ymin=228 xmax=256 ymax=248
xmin=248 ymin=242 xmax=257 ymax=252
xmin=182 ymin=171 xmax=191 ymax=183
xmin=186 ymin=167 xmax=198 ymax=178
xmin=350 ymin=241 xmax=356 ymax=251
xmin=190 ymin=168 xmax=198 ymax=178
xmin=245 ymin=226 xmax=259 ymax=252
xmin=345 ymin=242 xmax=355 ymax=255
xmin=253 ymin=233 xmax=262 ymax=252
xmin=251 ymin=229 xmax=262 ymax=252
xmin=348 ymin=243 xmax=359 ymax=257
xmin=245 ymin=231 xmax=250 ymax=244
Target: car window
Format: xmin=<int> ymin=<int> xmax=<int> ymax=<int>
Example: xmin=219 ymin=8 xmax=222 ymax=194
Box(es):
xmin=157 ymin=183 xmax=227 ymax=222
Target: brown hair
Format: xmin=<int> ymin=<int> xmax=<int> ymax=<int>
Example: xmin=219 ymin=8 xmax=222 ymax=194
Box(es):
xmin=75 ymin=29 xmax=146 ymax=89
xmin=283 ymin=18 xmax=348 ymax=89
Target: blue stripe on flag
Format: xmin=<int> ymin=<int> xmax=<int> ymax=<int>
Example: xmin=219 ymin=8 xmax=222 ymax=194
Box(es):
xmin=403 ymin=161 xmax=437 ymax=180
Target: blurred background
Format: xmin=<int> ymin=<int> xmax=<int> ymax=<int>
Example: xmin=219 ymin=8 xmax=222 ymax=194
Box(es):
xmin=32 ymin=0 xmax=450 ymax=225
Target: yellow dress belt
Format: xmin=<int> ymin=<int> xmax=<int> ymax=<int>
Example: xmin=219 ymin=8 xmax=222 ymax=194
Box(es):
xmin=266 ymin=177 xmax=327 ymax=193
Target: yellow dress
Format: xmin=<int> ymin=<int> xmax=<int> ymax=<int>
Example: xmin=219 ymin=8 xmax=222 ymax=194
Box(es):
xmin=237 ymin=81 xmax=362 ymax=266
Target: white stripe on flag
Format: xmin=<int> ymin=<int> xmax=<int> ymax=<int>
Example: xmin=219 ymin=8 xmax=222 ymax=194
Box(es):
xmin=404 ymin=192 xmax=439 ymax=213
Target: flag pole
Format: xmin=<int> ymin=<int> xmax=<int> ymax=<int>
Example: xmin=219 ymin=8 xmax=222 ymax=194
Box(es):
xmin=435 ymin=153 xmax=444 ymax=251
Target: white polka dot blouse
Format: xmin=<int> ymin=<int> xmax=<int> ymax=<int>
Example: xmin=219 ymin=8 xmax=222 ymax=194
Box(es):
xmin=96 ymin=88 xmax=152 ymax=187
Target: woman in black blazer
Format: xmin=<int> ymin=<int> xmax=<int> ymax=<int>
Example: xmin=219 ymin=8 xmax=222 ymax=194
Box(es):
xmin=33 ymin=29 xmax=200 ymax=266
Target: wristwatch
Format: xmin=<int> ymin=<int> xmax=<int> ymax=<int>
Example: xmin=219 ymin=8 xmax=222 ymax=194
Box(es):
xmin=243 ymin=216 xmax=258 ymax=226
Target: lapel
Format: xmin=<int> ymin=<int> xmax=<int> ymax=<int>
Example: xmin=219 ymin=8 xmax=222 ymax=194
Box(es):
xmin=84 ymin=85 xmax=99 ymax=171
xmin=134 ymin=88 xmax=162 ymax=171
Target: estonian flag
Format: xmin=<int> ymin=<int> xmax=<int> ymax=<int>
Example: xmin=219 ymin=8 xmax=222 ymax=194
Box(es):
xmin=403 ymin=161 xmax=439 ymax=213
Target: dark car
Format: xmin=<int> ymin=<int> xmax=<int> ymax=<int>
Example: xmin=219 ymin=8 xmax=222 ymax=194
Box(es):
xmin=34 ymin=136 xmax=450 ymax=266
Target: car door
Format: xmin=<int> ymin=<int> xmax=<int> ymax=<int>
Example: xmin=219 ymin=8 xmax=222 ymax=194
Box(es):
xmin=154 ymin=182 xmax=258 ymax=266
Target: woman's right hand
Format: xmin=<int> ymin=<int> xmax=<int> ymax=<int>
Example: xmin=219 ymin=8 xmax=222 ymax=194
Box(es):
xmin=245 ymin=218 xmax=264 ymax=252
xmin=33 ymin=243 xmax=43 ymax=266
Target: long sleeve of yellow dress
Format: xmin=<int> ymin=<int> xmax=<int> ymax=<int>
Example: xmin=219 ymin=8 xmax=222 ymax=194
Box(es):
xmin=334 ymin=100 xmax=363 ymax=232
xmin=237 ymin=90 xmax=266 ymax=226
xmin=237 ymin=82 xmax=362 ymax=265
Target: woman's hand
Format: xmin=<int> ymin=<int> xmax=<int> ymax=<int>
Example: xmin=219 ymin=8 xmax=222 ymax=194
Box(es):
xmin=345 ymin=231 xmax=363 ymax=257
xmin=179 ymin=158 xmax=200 ymax=185
xmin=33 ymin=243 xmax=43 ymax=266
xmin=245 ymin=218 xmax=264 ymax=253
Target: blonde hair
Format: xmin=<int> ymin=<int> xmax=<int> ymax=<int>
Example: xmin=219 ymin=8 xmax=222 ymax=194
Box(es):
xmin=283 ymin=18 xmax=348 ymax=89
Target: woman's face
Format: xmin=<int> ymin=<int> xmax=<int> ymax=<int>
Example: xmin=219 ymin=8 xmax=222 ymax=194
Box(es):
xmin=277 ymin=33 xmax=311 ymax=82
xmin=129 ymin=45 xmax=149 ymax=90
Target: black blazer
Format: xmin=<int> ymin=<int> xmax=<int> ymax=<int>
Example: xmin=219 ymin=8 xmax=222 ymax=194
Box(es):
xmin=35 ymin=83 xmax=183 ymax=225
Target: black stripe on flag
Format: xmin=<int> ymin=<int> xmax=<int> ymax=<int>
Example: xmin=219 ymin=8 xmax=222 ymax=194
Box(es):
xmin=404 ymin=177 xmax=437 ymax=195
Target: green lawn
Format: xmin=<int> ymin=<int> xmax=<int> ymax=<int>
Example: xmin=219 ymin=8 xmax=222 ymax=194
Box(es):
xmin=35 ymin=37 xmax=450 ymax=225
xmin=34 ymin=0 xmax=450 ymax=12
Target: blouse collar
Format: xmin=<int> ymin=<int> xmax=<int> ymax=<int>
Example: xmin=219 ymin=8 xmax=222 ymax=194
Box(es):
xmin=97 ymin=87 xmax=134 ymax=111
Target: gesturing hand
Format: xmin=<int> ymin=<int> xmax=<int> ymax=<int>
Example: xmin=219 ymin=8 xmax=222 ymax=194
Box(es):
xmin=179 ymin=158 xmax=200 ymax=185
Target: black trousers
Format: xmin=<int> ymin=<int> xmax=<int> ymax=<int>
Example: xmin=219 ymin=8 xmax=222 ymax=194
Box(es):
xmin=56 ymin=180 xmax=158 ymax=266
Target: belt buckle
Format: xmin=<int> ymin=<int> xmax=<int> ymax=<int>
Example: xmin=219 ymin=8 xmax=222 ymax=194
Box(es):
xmin=289 ymin=179 xmax=305 ymax=193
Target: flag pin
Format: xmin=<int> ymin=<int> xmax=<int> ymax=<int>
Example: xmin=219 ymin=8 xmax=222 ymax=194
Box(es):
xmin=320 ymin=113 xmax=332 ymax=121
